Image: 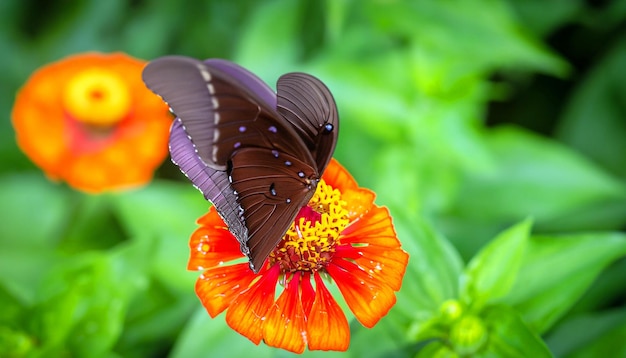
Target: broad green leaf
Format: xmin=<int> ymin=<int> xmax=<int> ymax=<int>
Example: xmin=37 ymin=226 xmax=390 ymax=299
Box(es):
xmin=349 ymin=307 xmax=414 ymax=358
xmin=58 ymin=194 xmax=126 ymax=253
xmin=235 ymin=0 xmax=302 ymax=80
xmin=33 ymin=254 xmax=130 ymax=357
xmin=0 ymin=326 xmax=33 ymax=357
xmin=452 ymin=126 xmax=626 ymax=226
xmin=363 ymin=0 xmax=568 ymax=76
xmin=116 ymin=280 xmax=196 ymax=357
xmin=111 ymin=180 xmax=207 ymax=240
xmin=415 ymin=341 xmax=454 ymax=358
xmin=568 ymin=322 xmax=626 ymax=358
xmin=507 ymin=0 xmax=582 ymax=36
xmin=0 ymin=173 xmax=74 ymax=304
xmin=545 ymin=307 xmax=626 ymax=357
xmin=460 ymin=219 xmax=531 ymax=307
xmin=0 ymin=285 xmax=25 ymax=328
xmin=109 ymin=237 xmax=196 ymax=357
xmin=395 ymin=215 xmax=463 ymax=318
xmin=502 ymin=232 xmax=626 ymax=333
xmin=0 ymin=173 xmax=73 ymax=249
xmin=110 ymin=180 xmax=207 ymax=291
xmin=556 ymin=29 xmax=626 ymax=180
xmin=567 ymin=257 xmax=626 ymax=314
xmin=170 ymin=308 xmax=275 ymax=358
xmin=482 ymin=305 xmax=552 ymax=358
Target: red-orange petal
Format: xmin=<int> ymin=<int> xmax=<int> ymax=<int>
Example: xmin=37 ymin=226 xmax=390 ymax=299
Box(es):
xmin=307 ymin=273 xmax=350 ymax=351
xmin=225 ymin=265 xmax=280 ymax=344
xmin=341 ymin=205 xmax=402 ymax=248
xmin=341 ymin=188 xmax=376 ymax=221
xmin=322 ymin=158 xmax=358 ymax=193
xmin=196 ymin=207 xmax=228 ymax=228
xmin=263 ymin=273 xmax=307 ymax=353
xmin=188 ymin=209 xmax=244 ymax=270
xmin=351 ymin=245 xmax=408 ymax=292
xmin=195 ymin=263 xmax=255 ymax=317
xmin=337 ymin=205 xmax=408 ymax=291
xmin=301 ymin=272 xmax=315 ymax=316
xmin=327 ymin=260 xmax=397 ymax=328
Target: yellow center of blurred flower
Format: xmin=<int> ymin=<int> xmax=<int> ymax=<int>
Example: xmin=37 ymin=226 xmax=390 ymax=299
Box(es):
xmin=63 ymin=68 xmax=131 ymax=126
xmin=270 ymin=179 xmax=350 ymax=272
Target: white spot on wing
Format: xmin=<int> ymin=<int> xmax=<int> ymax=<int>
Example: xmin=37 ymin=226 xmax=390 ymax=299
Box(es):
xmin=198 ymin=66 xmax=211 ymax=81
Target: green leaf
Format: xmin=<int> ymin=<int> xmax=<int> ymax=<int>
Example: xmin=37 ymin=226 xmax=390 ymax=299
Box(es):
xmin=0 ymin=173 xmax=74 ymax=305
xmin=451 ymin=126 xmax=626 ymax=228
xmin=556 ymin=35 xmax=626 ymax=180
xmin=32 ymin=254 xmax=130 ymax=357
xmin=460 ymin=219 xmax=531 ymax=307
xmin=58 ymin=194 xmax=127 ymax=253
xmin=545 ymin=307 xmax=626 ymax=357
xmin=363 ymin=0 xmax=568 ymax=76
xmin=170 ymin=308 xmax=275 ymax=358
xmin=235 ymin=0 xmax=302 ymax=80
xmin=567 ymin=322 xmax=626 ymax=358
xmin=111 ymin=180 xmax=207 ymax=240
xmin=394 ymin=215 xmax=463 ymax=322
xmin=415 ymin=341 xmax=454 ymax=358
xmin=482 ymin=305 xmax=552 ymax=358
xmin=116 ymin=280 xmax=196 ymax=358
xmin=349 ymin=308 xmax=414 ymax=358
xmin=507 ymin=0 xmax=583 ymax=36
xmin=0 ymin=173 xmax=74 ymax=249
xmin=110 ymin=180 xmax=207 ymax=291
xmin=501 ymin=232 xmax=626 ymax=333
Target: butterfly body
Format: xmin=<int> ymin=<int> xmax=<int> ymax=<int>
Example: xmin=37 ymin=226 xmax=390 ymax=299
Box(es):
xmin=143 ymin=56 xmax=338 ymax=272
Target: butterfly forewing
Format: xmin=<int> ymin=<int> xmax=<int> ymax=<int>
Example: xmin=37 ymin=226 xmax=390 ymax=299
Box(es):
xmin=169 ymin=119 xmax=248 ymax=243
xmin=143 ymin=56 xmax=225 ymax=169
xmin=143 ymin=56 xmax=311 ymax=169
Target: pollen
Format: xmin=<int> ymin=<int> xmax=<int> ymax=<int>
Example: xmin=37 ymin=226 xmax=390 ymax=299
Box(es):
xmin=270 ymin=179 xmax=350 ymax=272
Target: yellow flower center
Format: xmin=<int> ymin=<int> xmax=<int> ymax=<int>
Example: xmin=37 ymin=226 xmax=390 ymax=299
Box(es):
xmin=269 ymin=179 xmax=350 ymax=272
xmin=63 ymin=68 xmax=131 ymax=126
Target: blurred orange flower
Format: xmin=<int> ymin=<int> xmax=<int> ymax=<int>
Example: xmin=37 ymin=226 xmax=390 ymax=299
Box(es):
xmin=188 ymin=158 xmax=409 ymax=353
xmin=11 ymin=52 xmax=171 ymax=193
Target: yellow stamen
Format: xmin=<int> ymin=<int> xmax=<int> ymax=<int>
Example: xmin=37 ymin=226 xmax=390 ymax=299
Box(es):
xmin=270 ymin=179 xmax=350 ymax=272
xmin=63 ymin=68 xmax=131 ymax=126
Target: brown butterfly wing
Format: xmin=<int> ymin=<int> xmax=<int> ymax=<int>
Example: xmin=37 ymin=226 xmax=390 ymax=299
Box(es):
xmin=143 ymin=56 xmax=324 ymax=272
xmin=229 ymin=147 xmax=318 ymax=271
xmin=143 ymin=56 xmax=308 ymax=170
xmin=277 ymin=72 xmax=339 ymax=174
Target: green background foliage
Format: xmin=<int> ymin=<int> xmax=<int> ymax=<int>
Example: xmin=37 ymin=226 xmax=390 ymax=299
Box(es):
xmin=1 ymin=0 xmax=626 ymax=356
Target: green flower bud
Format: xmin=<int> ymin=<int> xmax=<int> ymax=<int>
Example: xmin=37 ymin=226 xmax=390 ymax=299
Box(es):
xmin=449 ymin=315 xmax=487 ymax=355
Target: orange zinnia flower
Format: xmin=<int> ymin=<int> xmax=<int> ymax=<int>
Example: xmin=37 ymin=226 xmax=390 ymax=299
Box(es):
xmin=188 ymin=158 xmax=409 ymax=353
xmin=11 ymin=52 xmax=171 ymax=193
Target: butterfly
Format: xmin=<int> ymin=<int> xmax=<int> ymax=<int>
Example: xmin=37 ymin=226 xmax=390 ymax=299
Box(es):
xmin=142 ymin=56 xmax=339 ymax=273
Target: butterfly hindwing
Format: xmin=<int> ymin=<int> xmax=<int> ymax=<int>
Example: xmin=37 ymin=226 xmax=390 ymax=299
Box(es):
xmin=276 ymin=72 xmax=339 ymax=173
xmin=229 ymin=147 xmax=318 ymax=271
